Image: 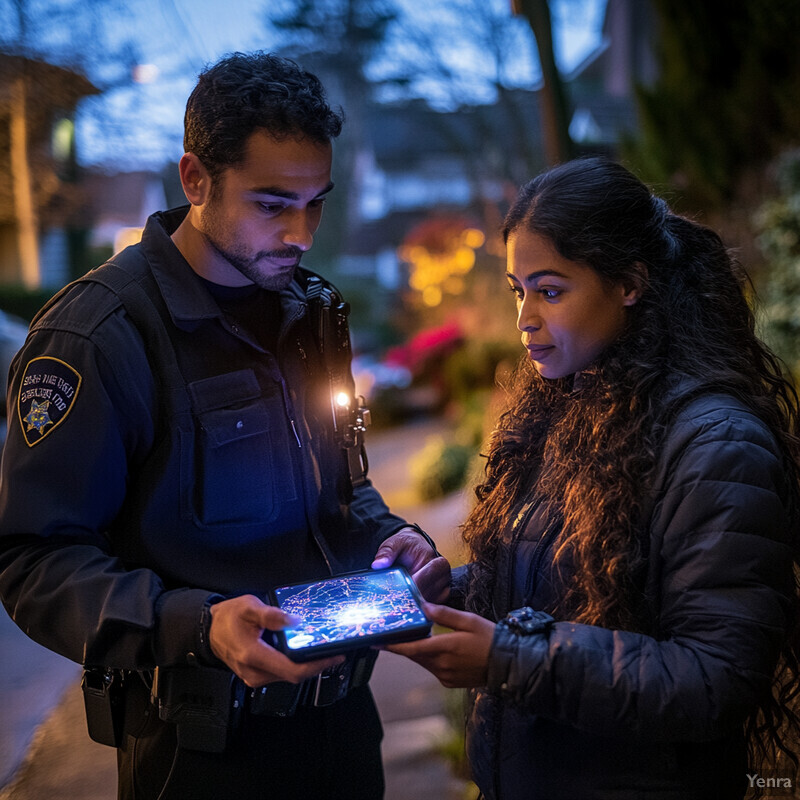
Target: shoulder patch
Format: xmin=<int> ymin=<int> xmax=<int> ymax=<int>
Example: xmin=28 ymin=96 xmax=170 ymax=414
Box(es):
xmin=17 ymin=357 xmax=82 ymax=447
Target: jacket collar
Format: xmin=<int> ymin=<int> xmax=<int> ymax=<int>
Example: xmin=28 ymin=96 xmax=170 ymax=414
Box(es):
xmin=139 ymin=206 xmax=306 ymax=335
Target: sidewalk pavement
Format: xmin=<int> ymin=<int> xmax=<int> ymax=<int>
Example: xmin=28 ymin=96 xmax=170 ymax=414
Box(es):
xmin=0 ymin=416 xmax=476 ymax=799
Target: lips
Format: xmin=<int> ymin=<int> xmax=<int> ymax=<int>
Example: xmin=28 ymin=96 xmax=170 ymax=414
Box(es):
xmin=525 ymin=344 xmax=553 ymax=358
xmin=260 ymin=248 xmax=302 ymax=268
xmin=264 ymin=256 xmax=299 ymax=269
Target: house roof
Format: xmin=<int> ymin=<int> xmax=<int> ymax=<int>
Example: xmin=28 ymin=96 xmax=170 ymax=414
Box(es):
xmin=0 ymin=53 xmax=98 ymax=108
xmin=0 ymin=54 xmax=99 ymax=223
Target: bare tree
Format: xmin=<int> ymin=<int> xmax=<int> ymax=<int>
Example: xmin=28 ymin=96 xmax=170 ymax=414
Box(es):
xmin=510 ymin=0 xmax=575 ymax=164
xmin=371 ymin=0 xmax=546 ymax=184
xmin=267 ymin=0 xmax=399 ymax=261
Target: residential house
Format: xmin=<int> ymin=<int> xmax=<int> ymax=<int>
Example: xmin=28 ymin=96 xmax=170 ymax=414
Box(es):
xmin=0 ymin=53 xmax=98 ymax=288
xmin=334 ymin=0 xmax=658 ymax=292
xmin=83 ymin=169 xmax=168 ymax=255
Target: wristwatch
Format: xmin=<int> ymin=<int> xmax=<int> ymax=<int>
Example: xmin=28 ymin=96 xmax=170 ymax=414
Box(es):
xmin=498 ymin=607 xmax=553 ymax=636
xmin=488 ymin=607 xmax=554 ymax=695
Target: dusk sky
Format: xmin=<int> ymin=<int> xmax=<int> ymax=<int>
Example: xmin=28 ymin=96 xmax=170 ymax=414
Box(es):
xmin=1 ymin=0 xmax=607 ymax=169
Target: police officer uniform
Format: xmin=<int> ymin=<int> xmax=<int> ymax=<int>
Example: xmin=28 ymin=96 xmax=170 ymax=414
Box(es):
xmin=0 ymin=207 xmax=411 ymax=799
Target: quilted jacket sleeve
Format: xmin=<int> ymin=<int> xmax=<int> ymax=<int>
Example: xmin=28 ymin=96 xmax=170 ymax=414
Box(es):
xmin=486 ymin=395 xmax=797 ymax=742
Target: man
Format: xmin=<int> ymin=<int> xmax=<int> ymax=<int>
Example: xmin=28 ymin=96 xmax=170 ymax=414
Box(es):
xmin=0 ymin=52 xmax=447 ymax=799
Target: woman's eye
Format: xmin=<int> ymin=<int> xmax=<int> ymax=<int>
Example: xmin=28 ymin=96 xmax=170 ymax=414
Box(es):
xmin=539 ymin=288 xmax=561 ymax=299
xmin=507 ymin=285 xmax=524 ymax=300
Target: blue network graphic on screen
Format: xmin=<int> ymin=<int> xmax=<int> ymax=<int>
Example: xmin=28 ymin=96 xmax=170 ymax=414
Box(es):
xmin=275 ymin=569 xmax=427 ymax=651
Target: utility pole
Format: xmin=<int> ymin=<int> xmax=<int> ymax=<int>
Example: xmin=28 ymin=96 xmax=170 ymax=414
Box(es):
xmin=9 ymin=75 xmax=41 ymax=288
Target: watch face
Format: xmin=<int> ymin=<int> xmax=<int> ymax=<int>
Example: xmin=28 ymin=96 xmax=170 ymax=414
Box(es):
xmin=507 ymin=607 xmax=534 ymax=624
xmin=504 ymin=607 xmax=552 ymax=635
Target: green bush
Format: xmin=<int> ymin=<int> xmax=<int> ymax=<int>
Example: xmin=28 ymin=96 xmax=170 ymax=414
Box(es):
xmin=441 ymin=339 xmax=519 ymax=406
xmin=406 ymin=339 xmax=518 ymax=500
xmin=409 ymin=435 xmax=474 ymax=501
xmin=753 ymin=150 xmax=800 ymax=379
xmin=436 ymin=687 xmax=479 ymax=797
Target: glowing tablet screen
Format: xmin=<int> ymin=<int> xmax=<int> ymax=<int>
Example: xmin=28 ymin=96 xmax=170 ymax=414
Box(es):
xmin=273 ymin=568 xmax=429 ymax=654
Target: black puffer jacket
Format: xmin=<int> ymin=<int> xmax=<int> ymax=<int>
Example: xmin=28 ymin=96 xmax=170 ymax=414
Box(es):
xmin=465 ymin=392 xmax=797 ymax=799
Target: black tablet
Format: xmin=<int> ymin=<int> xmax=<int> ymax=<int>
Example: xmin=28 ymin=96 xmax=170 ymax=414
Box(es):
xmin=269 ymin=567 xmax=431 ymax=662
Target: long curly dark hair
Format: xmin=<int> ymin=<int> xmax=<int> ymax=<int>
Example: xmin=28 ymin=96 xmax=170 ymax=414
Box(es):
xmin=463 ymin=157 xmax=800 ymax=771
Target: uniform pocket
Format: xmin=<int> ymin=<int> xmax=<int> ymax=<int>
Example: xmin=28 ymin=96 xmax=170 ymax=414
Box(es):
xmin=188 ymin=369 xmax=298 ymax=526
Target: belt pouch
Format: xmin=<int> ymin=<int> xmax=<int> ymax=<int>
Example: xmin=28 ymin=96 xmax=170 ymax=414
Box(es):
xmin=314 ymin=648 xmax=378 ymax=706
xmin=248 ymin=681 xmax=304 ymax=717
xmin=82 ymin=668 xmax=125 ymax=747
xmin=153 ymin=665 xmax=234 ymax=753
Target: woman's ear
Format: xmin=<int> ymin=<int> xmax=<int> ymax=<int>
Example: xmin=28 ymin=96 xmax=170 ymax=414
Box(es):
xmin=622 ymin=262 xmax=648 ymax=307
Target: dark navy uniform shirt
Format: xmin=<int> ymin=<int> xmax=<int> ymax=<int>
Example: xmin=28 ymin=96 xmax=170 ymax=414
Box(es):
xmin=0 ymin=207 xmax=406 ymax=670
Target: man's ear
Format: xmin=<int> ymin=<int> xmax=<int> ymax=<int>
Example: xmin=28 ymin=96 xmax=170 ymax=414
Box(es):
xmin=178 ymin=152 xmax=211 ymax=206
xmin=622 ymin=262 xmax=648 ymax=307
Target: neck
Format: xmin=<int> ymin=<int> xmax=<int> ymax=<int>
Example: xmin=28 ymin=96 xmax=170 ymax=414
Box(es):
xmin=170 ymin=209 xmax=250 ymax=287
xmin=170 ymin=209 xmax=207 ymax=278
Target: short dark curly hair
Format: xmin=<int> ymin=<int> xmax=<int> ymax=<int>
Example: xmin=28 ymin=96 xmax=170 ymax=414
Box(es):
xmin=183 ymin=51 xmax=344 ymax=178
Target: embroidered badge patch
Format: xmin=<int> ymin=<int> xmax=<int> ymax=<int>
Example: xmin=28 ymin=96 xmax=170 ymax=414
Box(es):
xmin=17 ymin=357 xmax=82 ymax=447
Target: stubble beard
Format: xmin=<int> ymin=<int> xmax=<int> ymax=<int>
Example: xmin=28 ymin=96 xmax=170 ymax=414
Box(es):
xmin=200 ymin=188 xmax=302 ymax=292
xmin=205 ymin=236 xmax=300 ymax=291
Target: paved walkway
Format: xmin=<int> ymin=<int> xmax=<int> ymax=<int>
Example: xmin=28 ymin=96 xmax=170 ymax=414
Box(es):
xmin=0 ymin=416 xmax=476 ymax=799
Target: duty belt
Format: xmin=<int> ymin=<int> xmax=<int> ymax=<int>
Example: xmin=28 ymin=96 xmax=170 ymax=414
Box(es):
xmin=248 ymin=649 xmax=377 ymax=716
xmin=150 ymin=649 xmax=378 ymax=752
xmin=83 ymin=650 xmax=378 ymax=754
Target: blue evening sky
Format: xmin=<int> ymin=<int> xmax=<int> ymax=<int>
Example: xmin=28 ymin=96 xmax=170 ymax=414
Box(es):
xmin=61 ymin=0 xmax=607 ymax=169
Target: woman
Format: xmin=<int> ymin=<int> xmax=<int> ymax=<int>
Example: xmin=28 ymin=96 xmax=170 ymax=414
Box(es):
xmin=389 ymin=157 xmax=800 ymax=799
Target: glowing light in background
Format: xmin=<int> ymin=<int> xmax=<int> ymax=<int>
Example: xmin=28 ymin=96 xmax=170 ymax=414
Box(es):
xmin=132 ymin=64 xmax=160 ymax=84
xmin=399 ymin=217 xmax=486 ymax=307
xmin=51 ymin=118 xmax=74 ymax=162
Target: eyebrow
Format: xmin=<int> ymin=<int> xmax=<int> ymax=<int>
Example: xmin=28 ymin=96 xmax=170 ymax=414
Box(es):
xmin=250 ymin=181 xmax=335 ymax=200
xmin=506 ymin=269 xmax=569 ymax=282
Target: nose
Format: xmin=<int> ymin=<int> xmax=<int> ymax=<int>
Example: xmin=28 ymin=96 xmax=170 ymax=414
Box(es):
xmin=516 ymin=293 xmax=540 ymax=333
xmin=281 ymin=208 xmax=314 ymax=252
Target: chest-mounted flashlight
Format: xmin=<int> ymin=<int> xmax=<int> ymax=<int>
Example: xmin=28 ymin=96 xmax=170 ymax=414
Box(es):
xmin=306 ymin=276 xmax=371 ymax=487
